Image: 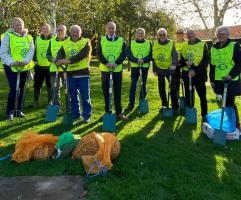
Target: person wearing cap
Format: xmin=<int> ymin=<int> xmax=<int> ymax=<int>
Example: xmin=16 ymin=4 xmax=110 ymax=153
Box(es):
xmin=97 ymin=22 xmax=128 ymax=120
xmin=180 ymin=29 xmax=209 ymax=120
xmin=210 ymin=25 xmax=241 ymax=130
xmin=126 ymin=28 xmax=152 ymax=111
xmin=152 ymin=28 xmax=179 ymax=114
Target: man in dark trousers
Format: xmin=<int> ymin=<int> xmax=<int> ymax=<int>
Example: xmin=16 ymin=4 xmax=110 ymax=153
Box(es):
xmin=210 ymin=26 xmax=241 ymax=130
xmin=152 ymin=28 xmax=179 ymax=114
xmin=97 ymin=22 xmax=128 ymax=121
xmin=180 ymin=29 xmax=209 ymax=121
xmin=32 ymin=23 xmax=53 ymax=107
xmin=126 ymin=28 xmax=152 ymax=111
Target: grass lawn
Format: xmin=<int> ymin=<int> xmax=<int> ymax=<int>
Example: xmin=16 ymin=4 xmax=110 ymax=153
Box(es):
xmin=0 ymin=63 xmax=241 ymax=200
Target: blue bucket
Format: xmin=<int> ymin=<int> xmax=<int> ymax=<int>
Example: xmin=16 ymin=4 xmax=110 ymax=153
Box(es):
xmin=139 ymin=99 xmax=149 ymax=114
xmin=213 ymin=129 xmax=226 ymax=145
xmin=185 ymin=107 xmax=197 ymax=124
xmin=45 ymin=105 xmax=60 ymax=122
xmin=179 ymin=96 xmax=186 ymax=110
xmin=102 ymin=113 xmax=116 ymax=133
xmin=162 ymin=108 xmax=173 ymax=118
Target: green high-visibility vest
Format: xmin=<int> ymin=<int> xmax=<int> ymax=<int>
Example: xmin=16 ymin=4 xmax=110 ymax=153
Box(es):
xmin=152 ymin=40 xmax=173 ymax=69
xmin=6 ymin=32 xmax=34 ymax=72
xmin=181 ymin=41 xmax=205 ymax=71
xmin=0 ymin=34 xmax=4 ymax=68
xmin=49 ymin=37 xmax=66 ymax=72
xmin=175 ymin=40 xmax=185 ymax=61
xmin=130 ymin=40 xmax=151 ymax=68
xmin=62 ymin=37 xmax=90 ymax=72
xmin=36 ymin=36 xmax=53 ymax=67
xmin=211 ymin=41 xmax=239 ymax=81
xmin=99 ymin=36 xmax=124 ymax=72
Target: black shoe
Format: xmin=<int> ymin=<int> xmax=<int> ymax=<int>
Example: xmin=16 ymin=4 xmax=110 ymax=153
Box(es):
xmin=125 ymin=104 xmax=134 ymax=112
xmin=14 ymin=112 xmax=25 ymax=118
xmin=202 ymin=117 xmax=207 ymax=123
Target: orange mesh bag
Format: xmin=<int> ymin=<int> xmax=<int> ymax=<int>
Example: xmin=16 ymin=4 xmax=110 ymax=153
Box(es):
xmin=72 ymin=132 xmax=120 ymax=176
xmin=12 ymin=132 xmax=58 ymax=163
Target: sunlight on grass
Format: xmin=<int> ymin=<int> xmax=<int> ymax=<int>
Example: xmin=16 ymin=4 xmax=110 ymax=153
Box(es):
xmin=215 ymin=154 xmax=228 ymax=182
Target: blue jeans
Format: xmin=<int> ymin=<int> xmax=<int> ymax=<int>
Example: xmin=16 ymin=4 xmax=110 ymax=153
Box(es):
xmin=129 ymin=67 xmax=148 ymax=106
xmin=68 ymin=76 xmax=92 ymax=120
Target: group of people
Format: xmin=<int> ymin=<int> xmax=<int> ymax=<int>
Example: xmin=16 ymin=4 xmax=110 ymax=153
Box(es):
xmin=0 ymin=17 xmax=240 ymax=130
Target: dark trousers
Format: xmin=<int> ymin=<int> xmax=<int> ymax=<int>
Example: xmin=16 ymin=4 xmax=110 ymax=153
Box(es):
xmin=4 ymin=65 xmax=28 ymax=115
xmin=175 ymin=64 xmax=181 ymax=95
xmin=182 ymin=71 xmax=207 ymax=117
xmin=33 ymin=65 xmax=51 ymax=89
xmin=101 ymin=71 xmax=122 ymax=115
xmin=157 ymin=69 xmax=179 ymax=110
xmin=129 ymin=67 xmax=148 ymax=106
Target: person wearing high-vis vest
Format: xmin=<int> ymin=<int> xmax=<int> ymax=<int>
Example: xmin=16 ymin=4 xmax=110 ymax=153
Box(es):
xmin=97 ymin=22 xmax=128 ymax=121
xmin=152 ymin=28 xmax=179 ymax=113
xmin=126 ymin=28 xmax=152 ymax=111
xmin=56 ymin=25 xmax=92 ymax=123
xmin=32 ymin=23 xmax=53 ymax=108
xmin=0 ymin=34 xmax=4 ymax=69
xmin=210 ymin=26 xmax=241 ymax=130
xmin=0 ymin=17 xmax=34 ymax=120
xmin=180 ymin=29 xmax=209 ymax=120
xmin=175 ymin=28 xmax=186 ymax=93
xmin=46 ymin=24 xmax=68 ymax=107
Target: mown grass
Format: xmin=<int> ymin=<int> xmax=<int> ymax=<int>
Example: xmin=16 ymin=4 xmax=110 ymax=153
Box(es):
xmin=0 ymin=63 xmax=241 ymax=200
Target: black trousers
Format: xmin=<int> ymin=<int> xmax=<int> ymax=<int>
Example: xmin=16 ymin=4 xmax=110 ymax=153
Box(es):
xmin=4 ymin=65 xmax=28 ymax=115
xmin=182 ymin=71 xmax=207 ymax=117
xmin=33 ymin=65 xmax=51 ymax=89
xmin=101 ymin=71 xmax=122 ymax=115
xmin=157 ymin=69 xmax=179 ymax=110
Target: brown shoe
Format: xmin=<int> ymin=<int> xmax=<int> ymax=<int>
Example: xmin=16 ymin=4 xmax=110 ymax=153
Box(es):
xmin=117 ymin=113 xmax=128 ymax=121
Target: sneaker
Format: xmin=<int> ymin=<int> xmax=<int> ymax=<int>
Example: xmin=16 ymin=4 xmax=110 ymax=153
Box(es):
xmin=7 ymin=114 xmax=13 ymax=121
xmin=159 ymin=106 xmax=167 ymax=113
xmin=117 ymin=113 xmax=128 ymax=121
xmin=83 ymin=118 xmax=90 ymax=124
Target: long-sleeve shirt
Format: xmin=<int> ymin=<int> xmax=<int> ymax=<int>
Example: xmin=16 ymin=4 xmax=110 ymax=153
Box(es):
xmin=179 ymin=38 xmax=209 ymax=81
xmin=97 ymin=35 xmax=126 ymax=65
xmin=0 ymin=30 xmax=35 ymax=66
xmin=126 ymin=39 xmax=152 ymax=64
xmin=46 ymin=36 xmax=68 ymax=62
xmin=210 ymin=38 xmax=241 ymax=82
xmin=56 ymin=37 xmax=90 ymax=76
xmin=152 ymin=39 xmax=178 ymax=73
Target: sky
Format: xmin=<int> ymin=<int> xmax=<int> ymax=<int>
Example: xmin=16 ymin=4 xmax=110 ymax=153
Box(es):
xmin=148 ymin=0 xmax=241 ymax=29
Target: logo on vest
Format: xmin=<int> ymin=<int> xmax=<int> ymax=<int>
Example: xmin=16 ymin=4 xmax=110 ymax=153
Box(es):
xmin=218 ymin=64 xmax=227 ymax=70
xmin=186 ymin=53 xmax=194 ymax=62
xmin=158 ymin=53 xmax=165 ymax=62
xmin=70 ymin=49 xmax=78 ymax=56
xmin=20 ymin=48 xmax=28 ymax=58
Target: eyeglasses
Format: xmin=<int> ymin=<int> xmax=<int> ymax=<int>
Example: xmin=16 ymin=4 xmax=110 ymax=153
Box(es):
xmin=57 ymin=29 xmax=64 ymax=32
xmin=159 ymin=34 xmax=166 ymax=36
xmin=177 ymin=32 xmax=184 ymax=34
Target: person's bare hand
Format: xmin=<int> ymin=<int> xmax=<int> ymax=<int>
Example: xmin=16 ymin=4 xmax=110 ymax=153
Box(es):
xmin=188 ymin=70 xmax=195 ymax=77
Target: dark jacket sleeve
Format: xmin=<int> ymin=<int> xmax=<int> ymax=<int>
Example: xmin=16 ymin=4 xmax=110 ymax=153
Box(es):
xmin=97 ymin=37 xmax=108 ymax=65
xmin=33 ymin=39 xmax=37 ymax=62
xmin=126 ymin=42 xmax=138 ymax=63
xmin=229 ymin=43 xmax=241 ymax=78
xmin=209 ymin=63 xmax=215 ymax=82
xmin=56 ymin=46 xmax=65 ymax=61
xmin=46 ymin=41 xmax=53 ymax=62
xmin=191 ymin=43 xmax=209 ymax=76
xmin=171 ymin=44 xmax=178 ymax=66
xmin=115 ymin=42 xmax=127 ymax=65
xmin=69 ymin=43 xmax=90 ymax=64
xmin=143 ymin=43 xmax=152 ymax=63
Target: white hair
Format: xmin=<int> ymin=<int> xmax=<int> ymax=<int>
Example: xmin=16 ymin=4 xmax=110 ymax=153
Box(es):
xmin=12 ymin=17 xmax=24 ymax=27
xmin=106 ymin=22 xmax=116 ymax=30
xmin=70 ymin=25 xmax=82 ymax=33
xmin=216 ymin=26 xmax=229 ymax=36
xmin=157 ymin=28 xmax=167 ymax=35
xmin=57 ymin=24 xmax=67 ymax=32
xmin=136 ymin=28 xmax=145 ymax=35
